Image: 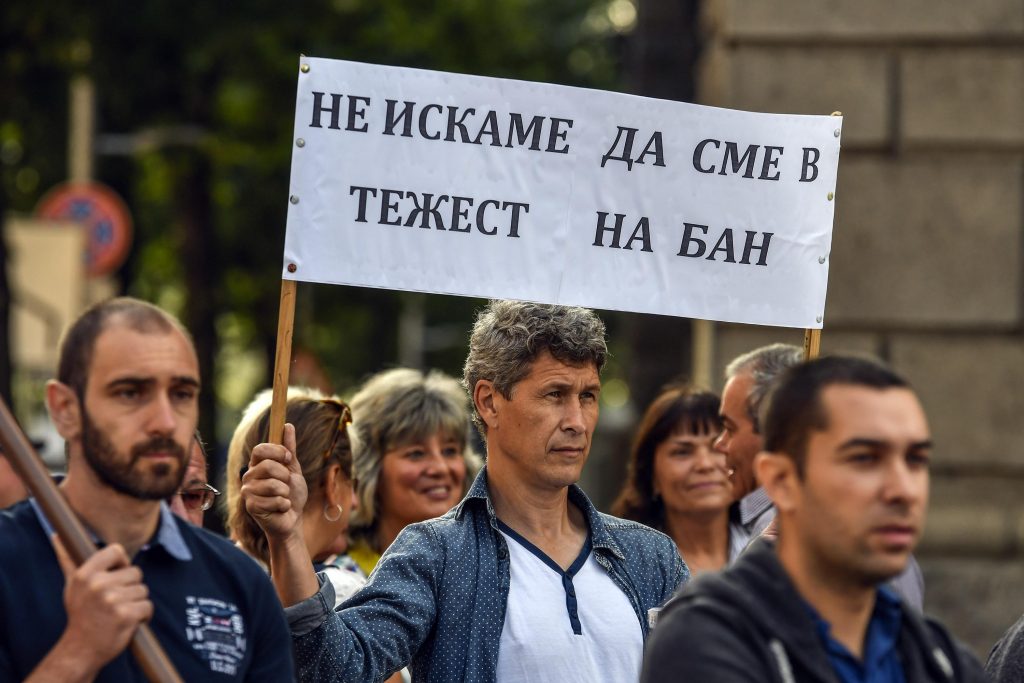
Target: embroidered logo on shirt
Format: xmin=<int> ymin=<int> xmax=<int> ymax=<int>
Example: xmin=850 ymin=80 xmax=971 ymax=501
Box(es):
xmin=185 ymin=596 xmax=247 ymax=675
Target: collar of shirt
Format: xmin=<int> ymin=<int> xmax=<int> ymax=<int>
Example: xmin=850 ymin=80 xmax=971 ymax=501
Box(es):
xmin=803 ymin=586 xmax=904 ymax=683
xmin=735 ymin=486 xmax=774 ymax=526
xmin=29 ymin=497 xmax=192 ymax=561
xmin=457 ymin=467 xmax=627 ymax=562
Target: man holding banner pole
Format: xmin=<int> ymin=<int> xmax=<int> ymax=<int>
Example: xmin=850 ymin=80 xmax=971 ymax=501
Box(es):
xmin=0 ymin=297 xmax=293 ymax=681
xmin=243 ymin=299 xmax=687 ymax=682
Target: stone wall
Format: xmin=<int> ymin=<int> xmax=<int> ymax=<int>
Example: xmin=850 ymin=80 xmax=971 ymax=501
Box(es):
xmin=698 ymin=0 xmax=1024 ymax=656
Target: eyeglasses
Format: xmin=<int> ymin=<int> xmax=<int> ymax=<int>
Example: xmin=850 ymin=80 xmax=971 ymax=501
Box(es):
xmin=321 ymin=400 xmax=353 ymax=463
xmin=174 ymin=482 xmax=221 ymax=512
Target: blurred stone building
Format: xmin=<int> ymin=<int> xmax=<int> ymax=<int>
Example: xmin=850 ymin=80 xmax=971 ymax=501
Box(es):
xmin=698 ymin=0 xmax=1024 ymax=655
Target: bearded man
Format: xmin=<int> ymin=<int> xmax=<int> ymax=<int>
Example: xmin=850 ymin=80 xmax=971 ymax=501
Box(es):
xmin=0 ymin=297 xmax=292 ymax=682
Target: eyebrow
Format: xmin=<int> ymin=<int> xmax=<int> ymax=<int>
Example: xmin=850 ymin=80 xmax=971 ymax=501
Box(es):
xmin=539 ymin=379 xmax=600 ymax=393
xmin=106 ymin=376 xmax=201 ymax=389
xmin=838 ymin=437 xmax=934 ymax=450
xmin=174 ymin=376 xmax=202 ymax=389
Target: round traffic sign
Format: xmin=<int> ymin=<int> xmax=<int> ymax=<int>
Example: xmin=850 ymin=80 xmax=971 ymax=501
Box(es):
xmin=36 ymin=181 xmax=133 ymax=277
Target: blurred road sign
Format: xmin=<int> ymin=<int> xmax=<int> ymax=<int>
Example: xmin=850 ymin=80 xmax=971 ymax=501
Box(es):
xmin=35 ymin=181 xmax=133 ymax=277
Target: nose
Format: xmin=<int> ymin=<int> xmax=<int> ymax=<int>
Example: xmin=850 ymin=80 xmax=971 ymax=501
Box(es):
xmin=882 ymin=459 xmax=922 ymax=505
xmin=422 ymin=445 xmax=446 ymax=476
xmin=147 ymin=392 xmax=178 ymax=436
xmin=693 ymin=446 xmax=718 ymax=472
xmin=712 ymin=431 xmax=728 ymax=455
xmin=561 ymin=399 xmax=587 ymax=434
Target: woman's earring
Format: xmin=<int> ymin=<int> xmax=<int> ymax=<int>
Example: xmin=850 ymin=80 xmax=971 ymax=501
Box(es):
xmin=324 ymin=503 xmax=344 ymax=522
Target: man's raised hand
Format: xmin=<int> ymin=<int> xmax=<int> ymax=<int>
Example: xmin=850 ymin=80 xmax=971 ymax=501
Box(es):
xmin=241 ymin=423 xmax=308 ymax=542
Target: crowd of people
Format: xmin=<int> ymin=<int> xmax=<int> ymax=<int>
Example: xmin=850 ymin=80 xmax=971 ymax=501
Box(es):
xmin=0 ymin=295 xmax=1022 ymax=682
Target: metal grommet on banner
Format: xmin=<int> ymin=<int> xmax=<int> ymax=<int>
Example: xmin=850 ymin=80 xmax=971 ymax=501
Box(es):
xmin=827 ymin=192 xmax=834 ymax=201
xmin=290 ymin=195 xmax=299 ymax=205
xmin=296 ymin=138 xmax=306 ymax=148
xmin=818 ymin=255 xmax=826 ymax=264
xmin=833 ymin=129 xmax=841 ymax=138
xmin=287 ymin=263 xmax=297 ymax=273
xmin=816 ymin=316 xmax=823 ymax=324
xmin=300 ymin=64 xmax=310 ymax=73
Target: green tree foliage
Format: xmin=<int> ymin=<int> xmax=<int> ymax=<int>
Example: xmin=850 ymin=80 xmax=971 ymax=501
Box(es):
xmin=1 ymin=0 xmax=630 ymax=449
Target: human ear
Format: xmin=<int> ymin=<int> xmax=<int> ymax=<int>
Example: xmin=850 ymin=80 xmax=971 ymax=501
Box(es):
xmin=323 ymin=463 xmax=347 ymax=507
xmin=756 ymin=451 xmax=798 ymax=513
xmin=473 ymin=380 xmax=499 ymax=431
xmin=45 ymin=381 xmax=82 ymax=442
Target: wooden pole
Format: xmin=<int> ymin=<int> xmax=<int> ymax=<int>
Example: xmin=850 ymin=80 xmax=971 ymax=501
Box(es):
xmin=0 ymin=397 xmax=182 ymax=683
xmin=691 ymin=319 xmax=714 ymax=389
xmin=803 ymin=328 xmax=821 ymax=360
xmin=268 ymin=279 xmax=298 ymax=444
xmin=68 ymin=75 xmax=95 ymax=183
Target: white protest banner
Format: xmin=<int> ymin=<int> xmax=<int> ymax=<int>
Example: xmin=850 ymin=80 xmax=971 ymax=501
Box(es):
xmin=283 ymin=57 xmax=841 ymax=329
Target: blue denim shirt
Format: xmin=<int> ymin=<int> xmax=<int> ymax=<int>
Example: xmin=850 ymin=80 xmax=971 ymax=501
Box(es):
xmin=285 ymin=468 xmax=688 ymax=682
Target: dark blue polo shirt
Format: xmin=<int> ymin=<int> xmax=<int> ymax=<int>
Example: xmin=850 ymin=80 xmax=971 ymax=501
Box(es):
xmin=0 ymin=499 xmax=294 ymax=681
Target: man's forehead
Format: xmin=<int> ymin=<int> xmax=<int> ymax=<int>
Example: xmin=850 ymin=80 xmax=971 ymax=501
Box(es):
xmin=88 ymin=322 xmax=199 ymax=384
xmin=524 ymin=350 xmax=600 ymax=383
xmin=721 ymin=373 xmax=753 ymax=415
xmin=818 ymin=384 xmax=929 ymax=441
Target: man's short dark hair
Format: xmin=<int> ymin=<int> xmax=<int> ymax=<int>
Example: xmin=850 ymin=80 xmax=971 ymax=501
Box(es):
xmin=58 ymin=297 xmax=190 ymax=401
xmin=462 ymin=300 xmax=607 ymax=435
xmin=762 ymin=355 xmax=910 ymax=475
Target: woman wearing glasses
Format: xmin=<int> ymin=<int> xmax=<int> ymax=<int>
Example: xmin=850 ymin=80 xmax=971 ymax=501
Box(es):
xmin=226 ymin=389 xmax=363 ymax=604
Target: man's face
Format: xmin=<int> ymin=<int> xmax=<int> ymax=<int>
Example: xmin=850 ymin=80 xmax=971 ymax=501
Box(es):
xmin=169 ymin=440 xmax=208 ymax=526
xmin=487 ymin=350 xmax=600 ymax=491
xmin=78 ymin=324 xmax=200 ymax=501
xmin=790 ymin=385 xmax=930 ymax=586
xmin=714 ymin=372 xmax=762 ymax=499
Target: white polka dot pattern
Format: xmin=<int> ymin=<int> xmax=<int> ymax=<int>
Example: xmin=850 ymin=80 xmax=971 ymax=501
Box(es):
xmin=290 ymin=468 xmax=689 ymax=682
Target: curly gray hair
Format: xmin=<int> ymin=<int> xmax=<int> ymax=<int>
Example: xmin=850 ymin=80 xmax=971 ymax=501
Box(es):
xmin=724 ymin=343 xmax=804 ymax=433
xmin=462 ymin=300 xmax=608 ymax=435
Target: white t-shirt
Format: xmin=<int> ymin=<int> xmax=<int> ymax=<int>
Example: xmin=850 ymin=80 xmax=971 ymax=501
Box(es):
xmin=495 ymin=521 xmax=644 ymax=683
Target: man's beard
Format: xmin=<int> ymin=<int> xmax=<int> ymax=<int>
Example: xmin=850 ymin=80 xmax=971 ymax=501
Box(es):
xmin=81 ymin=410 xmax=187 ymax=500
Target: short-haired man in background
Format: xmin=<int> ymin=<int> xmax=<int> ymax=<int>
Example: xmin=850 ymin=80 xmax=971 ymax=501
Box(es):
xmin=642 ymin=356 xmax=987 ymax=683
xmin=0 ymin=297 xmax=292 ymax=681
xmin=169 ymin=432 xmax=220 ymax=527
xmin=244 ymin=300 xmax=686 ymax=682
xmin=716 ymin=344 xmax=924 ymax=609
xmin=715 ymin=343 xmax=803 ymax=559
